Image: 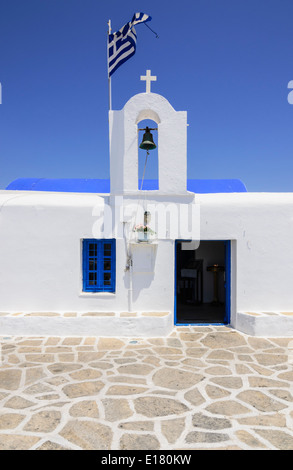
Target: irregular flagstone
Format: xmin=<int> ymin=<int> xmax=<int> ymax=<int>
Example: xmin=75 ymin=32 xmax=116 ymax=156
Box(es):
xmin=237 ymin=390 xmax=287 ymax=412
xmin=62 ymin=381 xmax=104 ymax=398
xmin=69 ymin=369 xmax=102 ymax=381
xmin=143 ymin=356 xmax=161 ymax=366
xmin=62 ymin=337 xmax=82 ymax=345
xmin=120 ymin=433 xmax=160 ymax=450
xmin=235 ymin=364 xmax=252 ymax=375
xmin=185 ymin=431 xmax=230 ymax=444
xmin=249 ymin=363 xmax=274 ymax=376
xmin=201 ymin=331 xmax=246 ymax=349
xmin=179 ymin=332 xmax=204 ymax=342
xmin=238 ymin=413 xmax=287 ymax=427
xmin=24 ymin=410 xmax=61 ymax=433
xmin=118 ymin=421 xmax=154 ymax=431
xmin=205 ymin=385 xmax=231 ymax=399
xmin=69 ymin=400 xmax=99 ymax=418
xmin=277 ymin=371 xmax=293 ymax=381
xmin=0 ymin=434 xmax=40 ymax=450
xmin=60 ymin=419 xmax=113 ymax=450
xmin=166 ymin=338 xmax=182 ymax=347
xmin=102 ymin=398 xmax=133 ymax=422
xmin=0 ymin=413 xmax=25 ymax=429
xmin=90 ymin=361 xmax=114 ymax=370
xmin=153 ymin=347 xmax=183 ymax=356
xmin=184 ymin=388 xmax=206 ymax=406
xmin=152 ymin=367 xmax=204 ymax=390
xmin=4 ymin=396 xmax=36 ymax=409
xmin=207 ymin=350 xmax=234 ymax=360
xmin=255 ymin=429 xmax=293 ymax=450
xmin=37 ymin=393 xmax=63 ymax=401
xmin=211 ymin=377 xmax=243 ymax=389
xmin=204 ymin=366 xmax=232 ymax=376
xmin=24 ymin=383 xmax=54 ymax=395
xmin=0 ymin=369 xmax=22 ymax=390
xmin=248 ymin=377 xmax=290 ymax=388
xmin=77 ymin=352 xmax=105 ymax=362
xmin=97 ymin=338 xmax=125 ymax=350
xmin=192 ymin=413 xmax=231 ymax=430
xmin=181 ymin=358 xmax=206 ymax=368
xmin=106 ymin=385 xmax=148 ymax=395
xmin=35 ymin=440 xmax=71 ymax=450
xmin=161 ymin=417 xmax=186 ymax=444
xmin=48 ymin=363 xmax=82 ymax=374
xmin=108 ymin=375 xmax=146 ymax=385
xmin=134 ymin=396 xmax=189 ymax=418
xmin=269 ymin=389 xmax=293 ymax=402
xmin=114 ymin=358 xmax=137 ymax=364
xmin=247 ymin=337 xmax=275 ymax=350
xmin=206 ymin=400 xmax=251 ymax=416
xmin=117 ymin=364 xmax=154 ymax=375
xmin=46 ymin=376 xmax=68 ymax=386
xmin=235 ymin=430 xmax=267 ymax=449
xmin=25 ymin=367 xmax=47 ymax=385
xmin=254 ymin=354 xmax=288 ymax=366
xmin=185 ymin=348 xmax=207 ymax=357
xmin=18 ymin=340 xmax=43 ymax=346
xmin=1 ymin=327 xmax=293 ymax=451
xmin=150 ymin=389 xmax=177 ymax=396
xmin=25 ymin=354 xmax=55 ymax=363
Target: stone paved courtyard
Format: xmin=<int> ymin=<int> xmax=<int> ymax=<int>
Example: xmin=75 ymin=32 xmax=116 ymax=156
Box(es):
xmin=0 ymin=325 xmax=293 ymax=450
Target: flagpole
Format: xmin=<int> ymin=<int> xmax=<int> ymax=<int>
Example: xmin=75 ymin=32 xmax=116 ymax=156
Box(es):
xmin=107 ymin=19 xmax=112 ymax=111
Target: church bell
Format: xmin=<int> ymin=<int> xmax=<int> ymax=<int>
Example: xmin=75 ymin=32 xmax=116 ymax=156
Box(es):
xmin=139 ymin=127 xmax=157 ymax=151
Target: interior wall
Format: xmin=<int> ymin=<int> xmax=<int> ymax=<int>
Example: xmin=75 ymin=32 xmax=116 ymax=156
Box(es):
xmin=195 ymin=241 xmax=225 ymax=303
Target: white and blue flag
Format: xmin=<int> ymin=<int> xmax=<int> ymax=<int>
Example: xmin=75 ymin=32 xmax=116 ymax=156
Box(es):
xmin=108 ymin=13 xmax=152 ymax=77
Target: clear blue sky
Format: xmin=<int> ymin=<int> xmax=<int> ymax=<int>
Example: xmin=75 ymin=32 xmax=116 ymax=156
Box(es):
xmin=1 ymin=0 xmax=293 ymax=191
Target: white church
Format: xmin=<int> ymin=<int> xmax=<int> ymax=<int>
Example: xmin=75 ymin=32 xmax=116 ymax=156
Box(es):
xmin=1 ymin=71 xmax=293 ymax=337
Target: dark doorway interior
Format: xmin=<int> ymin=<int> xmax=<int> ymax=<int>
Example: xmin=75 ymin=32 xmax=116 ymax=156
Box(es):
xmin=175 ymin=240 xmax=229 ymax=324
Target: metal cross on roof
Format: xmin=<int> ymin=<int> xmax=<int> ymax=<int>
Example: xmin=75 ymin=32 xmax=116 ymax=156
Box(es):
xmin=140 ymin=70 xmax=157 ymax=93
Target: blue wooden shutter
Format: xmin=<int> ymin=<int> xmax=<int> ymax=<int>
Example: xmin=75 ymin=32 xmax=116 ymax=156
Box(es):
xmin=83 ymin=239 xmax=116 ymax=292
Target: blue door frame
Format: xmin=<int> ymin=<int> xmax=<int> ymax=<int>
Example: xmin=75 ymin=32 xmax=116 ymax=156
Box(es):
xmin=174 ymin=240 xmax=231 ymax=325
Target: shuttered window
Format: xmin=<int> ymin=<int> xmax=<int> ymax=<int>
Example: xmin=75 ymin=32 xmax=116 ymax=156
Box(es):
xmin=82 ymin=239 xmax=116 ymax=292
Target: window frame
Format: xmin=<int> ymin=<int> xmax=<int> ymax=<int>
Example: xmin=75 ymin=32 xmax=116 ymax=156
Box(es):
xmin=82 ymin=239 xmax=116 ymax=293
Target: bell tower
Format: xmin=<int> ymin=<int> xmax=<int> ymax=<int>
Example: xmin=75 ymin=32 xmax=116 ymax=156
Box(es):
xmin=109 ymin=71 xmax=188 ymax=195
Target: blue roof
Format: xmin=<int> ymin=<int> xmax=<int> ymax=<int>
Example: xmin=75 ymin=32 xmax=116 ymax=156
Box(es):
xmin=5 ymin=178 xmax=247 ymax=193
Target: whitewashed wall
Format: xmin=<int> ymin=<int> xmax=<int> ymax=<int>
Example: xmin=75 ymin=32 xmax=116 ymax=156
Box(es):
xmin=198 ymin=192 xmax=293 ymax=327
xmin=1 ymin=190 xmax=293 ymax=325
xmin=0 ymin=191 xmax=175 ymax=314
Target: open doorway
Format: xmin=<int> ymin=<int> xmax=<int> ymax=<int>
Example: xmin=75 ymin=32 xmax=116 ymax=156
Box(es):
xmin=175 ymin=240 xmax=230 ymax=324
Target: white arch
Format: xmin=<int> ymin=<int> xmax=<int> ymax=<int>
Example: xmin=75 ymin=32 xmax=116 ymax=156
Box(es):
xmin=124 ymin=93 xmax=176 ymax=125
xmin=136 ymin=109 xmax=161 ymax=125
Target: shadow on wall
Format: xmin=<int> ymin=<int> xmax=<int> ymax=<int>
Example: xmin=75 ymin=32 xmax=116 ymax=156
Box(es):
xmin=123 ymin=243 xmax=158 ymax=303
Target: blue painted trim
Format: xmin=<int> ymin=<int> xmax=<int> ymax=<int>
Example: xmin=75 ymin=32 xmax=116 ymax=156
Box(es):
xmin=176 ymin=323 xmax=226 ymax=326
xmin=82 ymin=239 xmax=116 ymax=293
xmin=174 ymin=240 xmax=179 ymax=325
xmin=6 ymin=178 xmax=247 ymax=194
xmin=224 ymin=240 xmax=231 ymax=324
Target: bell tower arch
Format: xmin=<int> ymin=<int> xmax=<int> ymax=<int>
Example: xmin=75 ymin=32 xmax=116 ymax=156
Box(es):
xmin=109 ymin=86 xmax=188 ymax=195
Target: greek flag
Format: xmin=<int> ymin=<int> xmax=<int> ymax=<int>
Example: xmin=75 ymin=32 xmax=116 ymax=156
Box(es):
xmin=108 ymin=13 xmax=152 ymax=77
